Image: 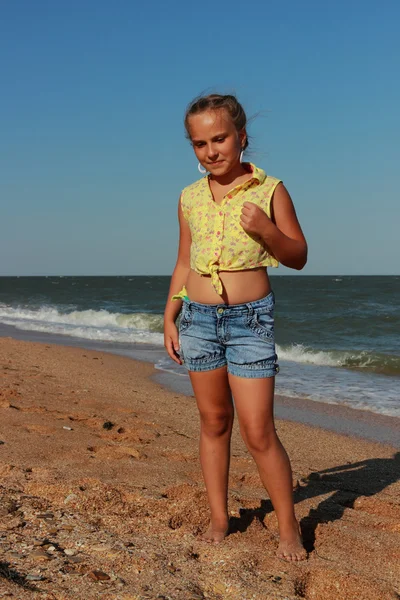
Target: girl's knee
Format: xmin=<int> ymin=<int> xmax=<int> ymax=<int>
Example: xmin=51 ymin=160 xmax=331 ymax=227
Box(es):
xmin=200 ymin=411 xmax=234 ymax=438
xmin=241 ymin=425 xmax=278 ymax=455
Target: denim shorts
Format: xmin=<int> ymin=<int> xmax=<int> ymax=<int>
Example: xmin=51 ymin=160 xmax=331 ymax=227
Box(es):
xmin=178 ymin=291 xmax=279 ymax=378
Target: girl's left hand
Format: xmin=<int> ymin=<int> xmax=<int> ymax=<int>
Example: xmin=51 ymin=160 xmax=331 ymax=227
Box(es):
xmin=240 ymin=201 xmax=273 ymax=239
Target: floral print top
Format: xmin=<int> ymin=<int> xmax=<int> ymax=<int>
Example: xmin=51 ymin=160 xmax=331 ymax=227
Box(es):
xmin=179 ymin=163 xmax=281 ymax=295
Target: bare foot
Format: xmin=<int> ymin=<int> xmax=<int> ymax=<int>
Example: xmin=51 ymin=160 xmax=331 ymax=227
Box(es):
xmin=199 ymin=521 xmax=229 ymax=544
xmin=276 ymin=524 xmax=307 ymax=562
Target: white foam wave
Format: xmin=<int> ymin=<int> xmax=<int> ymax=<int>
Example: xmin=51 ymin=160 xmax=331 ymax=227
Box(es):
xmin=0 ymin=305 xmax=397 ymax=374
xmin=277 ymin=343 xmax=399 ymax=374
xmin=0 ymin=304 xmax=164 ymax=345
xmin=277 ymin=344 xmax=340 ymax=367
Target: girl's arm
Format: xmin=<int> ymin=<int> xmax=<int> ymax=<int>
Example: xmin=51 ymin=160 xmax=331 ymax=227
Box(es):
xmin=163 ymin=198 xmax=192 ymax=363
xmin=241 ymin=183 xmax=308 ymax=270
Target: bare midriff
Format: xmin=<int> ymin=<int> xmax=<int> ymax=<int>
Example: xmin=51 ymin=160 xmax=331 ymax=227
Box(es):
xmin=185 ymin=267 xmax=272 ymax=305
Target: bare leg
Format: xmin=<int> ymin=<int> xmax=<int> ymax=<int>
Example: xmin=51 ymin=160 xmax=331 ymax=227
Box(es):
xmin=229 ymin=374 xmax=307 ymax=561
xmin=189 ymin=366 xmax=234 ymax=543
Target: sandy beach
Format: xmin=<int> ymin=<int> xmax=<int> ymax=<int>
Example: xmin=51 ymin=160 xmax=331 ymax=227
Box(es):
xmin=0 ymin=337 xmax=399 ymax=600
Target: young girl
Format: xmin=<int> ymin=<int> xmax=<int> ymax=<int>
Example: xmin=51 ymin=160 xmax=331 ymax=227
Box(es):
xmin=164 ymin=94 xmax=308 ymax=562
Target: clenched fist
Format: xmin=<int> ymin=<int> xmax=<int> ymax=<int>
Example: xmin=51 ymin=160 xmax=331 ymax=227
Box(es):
xmin=240 ymin=201 xmax=273 ymax=240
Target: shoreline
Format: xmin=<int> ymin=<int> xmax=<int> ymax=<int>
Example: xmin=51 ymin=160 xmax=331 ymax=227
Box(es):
xmin=153 ymin=370 xmax=400 ymax=447
xmin=0 ymin=336 xmax=399 ymax=599
xmin=1 ymin=323 xmax=399 ymax=446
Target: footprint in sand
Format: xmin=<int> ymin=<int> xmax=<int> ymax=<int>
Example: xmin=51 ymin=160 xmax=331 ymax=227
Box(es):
xmin=88 ymin=445 xmax=146 ymax=460
xmin=24 ymin=424 xmax=57 ymax=435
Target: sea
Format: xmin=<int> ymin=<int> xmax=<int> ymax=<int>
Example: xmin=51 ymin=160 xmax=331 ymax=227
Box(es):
xmin=0 ymin=275 xmax=399 ymax=419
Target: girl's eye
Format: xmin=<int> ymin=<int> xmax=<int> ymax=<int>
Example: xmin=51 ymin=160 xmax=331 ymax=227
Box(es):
xmin=216 ymin=138 xmax=225 ymax=143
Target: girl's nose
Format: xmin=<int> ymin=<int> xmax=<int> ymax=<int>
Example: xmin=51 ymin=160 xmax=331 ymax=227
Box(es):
xmin=207 ymin=145 xmax=218 ymax=159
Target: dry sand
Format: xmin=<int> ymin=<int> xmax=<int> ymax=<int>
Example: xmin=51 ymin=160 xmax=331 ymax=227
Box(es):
xmin=0 ymin=337 xmax=399 ymax=600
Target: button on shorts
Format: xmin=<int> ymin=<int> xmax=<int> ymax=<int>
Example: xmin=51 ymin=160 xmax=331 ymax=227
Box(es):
xmin=178 ymin=291 xmax=279 ymax=378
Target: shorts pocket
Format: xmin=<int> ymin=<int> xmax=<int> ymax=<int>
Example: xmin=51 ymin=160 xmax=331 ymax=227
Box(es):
xmin=179 ymin=304 xmax=195 ymax=334
xmin=246 ymin=309 xmax=275 ymax=341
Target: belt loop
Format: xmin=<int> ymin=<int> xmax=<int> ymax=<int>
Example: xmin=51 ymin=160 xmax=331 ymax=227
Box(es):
xmin=246 ymin=302 xmax=254 ymax=318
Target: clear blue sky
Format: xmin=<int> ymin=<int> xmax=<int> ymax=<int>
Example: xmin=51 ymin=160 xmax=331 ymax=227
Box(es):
xmin=1 ymin=0 xmax=399 ymax=276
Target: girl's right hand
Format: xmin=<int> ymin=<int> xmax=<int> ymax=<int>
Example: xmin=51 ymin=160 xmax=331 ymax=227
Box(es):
xmin=164 ymin=321 xmax=182 ymax=365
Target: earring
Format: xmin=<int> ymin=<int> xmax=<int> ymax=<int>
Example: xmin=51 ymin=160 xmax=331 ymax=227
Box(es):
xmin=240 ymin=149 xmax=244 ymax=163
xmin=198 ymin=163 xmax=207 ymax=174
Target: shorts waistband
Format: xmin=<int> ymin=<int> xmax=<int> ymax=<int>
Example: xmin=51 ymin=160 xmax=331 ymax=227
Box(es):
xmin=184 ymin=291 xmax=275 ymax=316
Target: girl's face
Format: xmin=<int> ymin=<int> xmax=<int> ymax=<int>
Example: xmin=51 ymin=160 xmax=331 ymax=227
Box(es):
xmin=187 ymin=109 xmax=246 ymax=177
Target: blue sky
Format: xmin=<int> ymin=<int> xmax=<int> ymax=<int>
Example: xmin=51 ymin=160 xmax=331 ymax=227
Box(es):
xmin=1 ymin=0 xmax=399 ymax=276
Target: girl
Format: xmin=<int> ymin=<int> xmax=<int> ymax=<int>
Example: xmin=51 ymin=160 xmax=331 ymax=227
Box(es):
xmin=164 ymin=94 xmax=308 ymax=562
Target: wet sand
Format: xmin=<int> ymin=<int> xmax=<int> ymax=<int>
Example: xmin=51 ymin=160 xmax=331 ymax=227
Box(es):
xmin=0 ymin=337 xmax=399 ymax=599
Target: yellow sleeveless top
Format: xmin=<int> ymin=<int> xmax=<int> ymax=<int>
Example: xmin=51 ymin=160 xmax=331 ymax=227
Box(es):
xmin=175 ymin=163 xmax=281 ymax=297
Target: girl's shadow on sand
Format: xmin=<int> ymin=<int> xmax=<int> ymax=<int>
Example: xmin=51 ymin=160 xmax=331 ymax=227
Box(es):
xmin=229 ymin=451 xmax=400 ymax=552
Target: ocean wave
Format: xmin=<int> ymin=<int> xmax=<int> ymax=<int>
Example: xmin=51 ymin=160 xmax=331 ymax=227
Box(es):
xmin=1 ymin=304 xmax=399 ymax=376
xmin=277 ymin=343 xmax=400 ymax=375
xmin=0 ymin=304 xmax=164 ymax=344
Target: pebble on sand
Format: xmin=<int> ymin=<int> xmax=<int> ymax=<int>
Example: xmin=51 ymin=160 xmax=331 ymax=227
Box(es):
xmin=88 ymin=569 xmax=111 ymax=581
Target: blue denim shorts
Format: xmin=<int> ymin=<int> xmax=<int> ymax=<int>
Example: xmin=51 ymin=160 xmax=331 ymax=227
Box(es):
xmin=178 ymin=291 xmax=279 ymax=378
